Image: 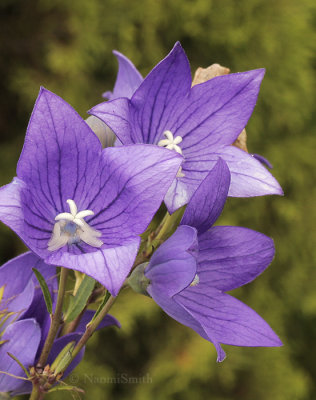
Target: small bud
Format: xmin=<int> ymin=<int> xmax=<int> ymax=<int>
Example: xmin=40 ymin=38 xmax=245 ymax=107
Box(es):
xmin=128 ymin=263 xmax=151 ymax=295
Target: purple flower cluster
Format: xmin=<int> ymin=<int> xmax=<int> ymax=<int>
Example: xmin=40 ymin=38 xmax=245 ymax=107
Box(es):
xmin=0 ymin=254 xmax=118 ymax=394
xmin=0 ymin=41 xmax=282 ymax=395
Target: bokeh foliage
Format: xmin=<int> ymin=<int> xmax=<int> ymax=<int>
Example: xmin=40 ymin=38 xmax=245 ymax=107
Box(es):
xmin=0 ymin=0 xmax=315 ymax=399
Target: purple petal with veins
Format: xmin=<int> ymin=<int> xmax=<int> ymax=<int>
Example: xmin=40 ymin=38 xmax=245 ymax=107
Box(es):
xmin=90 ymin=42 xmax=282 ymax=212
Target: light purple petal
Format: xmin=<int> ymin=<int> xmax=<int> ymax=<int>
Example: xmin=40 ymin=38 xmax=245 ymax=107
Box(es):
xmin=175 ymin=287 xmax=282 ymax=347
xmin=76 ymin=309 xmax=120 ymax=333
xmin=0 ymin=252 xmax=38 ymax=306
xmin=197 ymin=226 xmax=275 ymax=291
xmin=103 ymin=50 xmax=143 ymax=100
xmin=185 ymin=145 xmax=283 ymax=197
xmin=0 ymin=178 xmax=25 ymax=240
xmin=181 ymin=159 xmax=230 ymax=234
xmin=163 ymin=178 xmax=192 ymax=214
xmin=0 ymin=319 xmax=41 ymax=392
xmin=46 ymin=239 xmax=140 ymax=296
xmin=146 ymin=226 xmax=198 ymax=297
xmin=214 ymin=145 xmax=282 ymax=196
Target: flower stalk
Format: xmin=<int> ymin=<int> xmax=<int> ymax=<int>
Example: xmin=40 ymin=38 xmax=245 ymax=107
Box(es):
xmin=37 ymin=268 xmax=69 ymax=368
xmin=56 ymin=294 xmax=117 ymax=376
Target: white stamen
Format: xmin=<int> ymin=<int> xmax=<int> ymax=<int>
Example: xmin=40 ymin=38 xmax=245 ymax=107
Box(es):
xmin=158 ymin=130 xmax=183 ymax=155
xmin=48 ymin=199 xmax=103 ymax=251
xmin=67 ymin=199 xmax=78 ymax=216
xmin=190 ymin=274 xmax=200 ymax=287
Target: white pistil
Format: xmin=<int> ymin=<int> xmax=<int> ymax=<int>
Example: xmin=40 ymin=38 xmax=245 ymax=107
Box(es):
xmin=158 ymin=130 xmax=185 ymax=177
xmin=190 ymin=274 xmax=200 ymax=287
xmin=48 ymin=199 xmax=103 ymax=251
xmin=158 ymin=130 xmax=183 ymax=155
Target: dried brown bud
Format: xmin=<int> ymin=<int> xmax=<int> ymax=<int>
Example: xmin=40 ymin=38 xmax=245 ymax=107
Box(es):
xmin=192 ymin=63 xmax=248 ymax=153
xmin=192 ymin=64 xmax=230 ymax=86
xmin=232 ymin=128 xmax=248 ymax=152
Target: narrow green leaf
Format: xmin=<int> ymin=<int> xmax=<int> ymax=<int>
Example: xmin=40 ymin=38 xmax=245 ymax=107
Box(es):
xmin=51 ymin=341 xmax=76 ymax=375
xmin=90 ymin=290 xmax=110 ymax=324
xmin=32 ymin=268 xmax=53 ymax=314
xmin=65 ymin=275 xmax=95 ymax=323
xmin=7 ymin=352 xmax=30 ymax=378
xmin=48 ymin=384 xmax=84 ymax=394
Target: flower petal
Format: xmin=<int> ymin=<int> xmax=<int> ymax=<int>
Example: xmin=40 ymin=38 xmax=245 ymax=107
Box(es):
xmin=0 ymin=178 xmax=25 ymax=240
xmin=103 ymin=50 xmax=143 ymax=100
xmin=0 ymin=319 xmax=41 ymax=392
xmin=84 ymin=144 xmax=183 ymax=246
xmin=185 ymin=145 xmax=283 ymax=197
xmin=197 ymin=226 xmax=275 ymax=291
xmin=214 ymin=145 xmax=283 ymax=196
xmin=163 ymin=177 xmax=192 ymax=214
xmin=175 ymin=287 xmax=282 ymax=348
xmin=147 ymin=286 xmax=225 ymax=361
xmin=90 ymin=42 xmax=192 ymax=145
xmin=181 ymin=158 xmax=230 ymax=234
xmin=17 ymin=87 xmax=102 ymax=222
xmin=45 ymin=239 xmax=140 ymax=296
xmin=0 ymin=252 xmax=38 ymax=307
xmin=90 ymin=97 xmax=133 ymax=144
xmin=176 ymin=69 xmax=265 ymax=149
xmin=146 ymin=226 xmax=198 ymax=297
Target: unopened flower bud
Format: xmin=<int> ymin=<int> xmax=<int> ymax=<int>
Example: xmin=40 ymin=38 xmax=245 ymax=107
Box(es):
xmin=128 ymin=263 xmax=150 ymax=296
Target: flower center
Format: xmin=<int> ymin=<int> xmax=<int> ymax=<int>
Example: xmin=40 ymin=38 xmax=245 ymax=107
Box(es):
xmin=158 ymin=130 xmax=183 ymax=154
xmin=158 ymin=130 xmax=185 ymax=177
xmin=48 ymin=199 xmax=103 ymax=251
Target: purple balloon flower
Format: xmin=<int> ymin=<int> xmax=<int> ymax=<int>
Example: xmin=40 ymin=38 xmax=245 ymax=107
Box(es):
xmin=134 ymin=159 xmax=282 ymax=361
xmin=0 ymin=88 xmax=182 ymax=295
xmin=90 ymin=42 xmax=283 ymax=213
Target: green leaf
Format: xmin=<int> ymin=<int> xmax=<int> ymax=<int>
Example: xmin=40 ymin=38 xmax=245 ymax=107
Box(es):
xmin=48 ymin=384 xmax=84 ymax=394
xmin=51 ymin=341 xmax=76 ymax=375
xmin=32 ymin=268 xmax=53 ymax=314
xmin=90 ymin=290 xmax=110 ymax=324
xmin=65 ymin=275 xmax=95 ymax=323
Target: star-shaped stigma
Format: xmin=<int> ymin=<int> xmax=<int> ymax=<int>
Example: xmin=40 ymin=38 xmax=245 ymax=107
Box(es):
xmin=158 ymin=130 xmax=183 ymax=154
xmin=48 ymin=199 xmax=103 ymax=251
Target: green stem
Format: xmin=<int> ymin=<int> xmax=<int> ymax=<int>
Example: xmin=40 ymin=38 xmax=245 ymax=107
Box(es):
xmin=57 ymin=294 xmax=117 ymax=375
xmin=37 ymin=268 xmax=69 ymax=367
xmin=29 ymin=384 xmax=41 ymax=400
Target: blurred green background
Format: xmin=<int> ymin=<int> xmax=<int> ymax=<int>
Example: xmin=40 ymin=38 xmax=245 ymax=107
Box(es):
xmin=0 ymin=0 xmax=315 ymax=399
